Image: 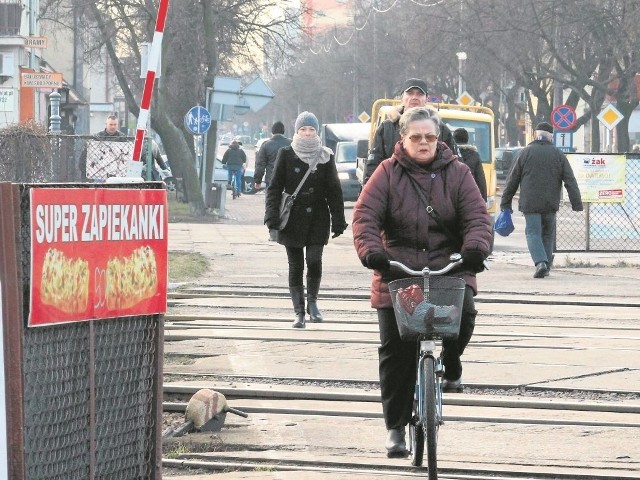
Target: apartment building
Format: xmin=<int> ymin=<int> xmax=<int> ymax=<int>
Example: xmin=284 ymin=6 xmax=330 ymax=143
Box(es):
xmin=0 ymin=0 xmax=121 ymax=133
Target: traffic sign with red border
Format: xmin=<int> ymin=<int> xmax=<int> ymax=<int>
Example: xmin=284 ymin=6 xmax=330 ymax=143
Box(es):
xmin=551 ymin=104 xmax=577 ymax=131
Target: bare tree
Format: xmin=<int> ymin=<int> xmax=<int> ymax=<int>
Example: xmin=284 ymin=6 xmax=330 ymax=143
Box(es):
xmin=41 ymin=0 xmax=304 ymax=214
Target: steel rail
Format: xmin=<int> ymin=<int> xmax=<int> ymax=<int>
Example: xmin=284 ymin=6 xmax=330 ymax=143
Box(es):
xmin=162 ymin=456 xmax=638 ymax=479
xmin=163 ymin=401 xmax=640 ymax=428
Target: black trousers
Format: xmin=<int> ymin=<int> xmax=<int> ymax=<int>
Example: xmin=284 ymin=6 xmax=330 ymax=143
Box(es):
xmin=285 ymin=245 xmax=324 ymax=287
xmin=377 ymin=285 xmax=476 ymax=429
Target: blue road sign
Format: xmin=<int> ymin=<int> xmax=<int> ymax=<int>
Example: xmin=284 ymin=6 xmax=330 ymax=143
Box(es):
xmin=551 ymin=104 xmax=577 ymax=131
xmin=184 ymin=106 xmax=212 ymax=135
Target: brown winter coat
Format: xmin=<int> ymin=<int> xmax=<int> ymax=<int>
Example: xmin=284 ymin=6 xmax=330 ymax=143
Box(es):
xmin=352 ymin=141 xmax=492 ymax=309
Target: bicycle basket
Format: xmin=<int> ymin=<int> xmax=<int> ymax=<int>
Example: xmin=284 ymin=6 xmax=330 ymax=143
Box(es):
xmin=388 ymin=276 xmax=465 ymax=341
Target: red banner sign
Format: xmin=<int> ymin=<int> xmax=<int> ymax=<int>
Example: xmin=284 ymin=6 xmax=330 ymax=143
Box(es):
xmin=29 ymin=188 xmax=168 ymax=326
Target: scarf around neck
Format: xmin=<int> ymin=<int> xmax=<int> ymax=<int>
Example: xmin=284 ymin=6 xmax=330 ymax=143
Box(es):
xmin=291 ymin=134 xmax=332 ymax=167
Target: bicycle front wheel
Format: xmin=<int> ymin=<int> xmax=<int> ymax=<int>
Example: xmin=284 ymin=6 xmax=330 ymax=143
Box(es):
xmin=425 ymin=358 xmax=438 ymax=479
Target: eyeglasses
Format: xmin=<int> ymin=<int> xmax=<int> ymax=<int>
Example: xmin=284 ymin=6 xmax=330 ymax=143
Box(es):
xmin=407 ymin=133 xmax=438 ymax=144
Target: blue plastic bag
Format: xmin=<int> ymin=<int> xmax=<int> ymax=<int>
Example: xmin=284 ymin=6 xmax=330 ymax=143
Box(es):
xmin=494 ymin=209 xmax=514 ymax=237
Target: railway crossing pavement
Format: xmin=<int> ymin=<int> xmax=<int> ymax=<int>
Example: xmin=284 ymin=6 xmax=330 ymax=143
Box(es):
xmin=164 ymin=192 xmax=640 ymax=479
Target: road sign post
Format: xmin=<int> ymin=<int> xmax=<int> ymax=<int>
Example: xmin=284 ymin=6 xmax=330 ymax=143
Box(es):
xmin=184 ymin=106 xmax=212 ymax=196
xmin=551 ymin=104 xmax=577 ymax=131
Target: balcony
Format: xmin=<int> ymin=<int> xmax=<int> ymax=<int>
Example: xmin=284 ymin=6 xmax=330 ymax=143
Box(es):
xmin=0 ymin=1 xmax=22 ymax=37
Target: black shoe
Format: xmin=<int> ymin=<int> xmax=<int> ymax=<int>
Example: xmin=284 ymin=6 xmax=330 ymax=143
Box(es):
xmin=385 ymin=427 xmax=408 ymax=458
xmin=306 ymin=302 xmax=323 ymax=322
xmin=534 ymin=262 xmax=549 ymax=278
xmin=292 ymin=314 xmax=305 ymax=329
xmin=442 ymin=377 xmax=464 ymax=393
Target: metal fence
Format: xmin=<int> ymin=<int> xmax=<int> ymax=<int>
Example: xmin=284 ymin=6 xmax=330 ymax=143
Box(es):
xmin=556 ymin=154 xmax=640 ymax=252
xmin=1 ymin=183 xmax=163 ymax=480
xmin=0 ymin=132 xmax=156 ymax=183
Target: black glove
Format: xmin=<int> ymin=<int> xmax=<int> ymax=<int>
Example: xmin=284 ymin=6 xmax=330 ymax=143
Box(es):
xmin=332 ymin=223 xmax=348 ymax=239
xmin=365 ymin=252 xmax=390 ymax=271
xmin=462 ymin=249 xmax=485 ymax=273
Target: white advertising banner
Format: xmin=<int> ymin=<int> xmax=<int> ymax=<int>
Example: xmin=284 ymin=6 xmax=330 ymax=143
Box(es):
xmin=566 ymin=153 xmax=626 ymax=203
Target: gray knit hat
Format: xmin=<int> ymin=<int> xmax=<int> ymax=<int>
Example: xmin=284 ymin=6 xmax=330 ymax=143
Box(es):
xmin=295 ymin=111 xmax=319 ymax=132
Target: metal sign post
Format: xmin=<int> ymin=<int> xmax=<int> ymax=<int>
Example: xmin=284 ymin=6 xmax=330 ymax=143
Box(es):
xmin=184 ymin=105 xmax=212 ymax=197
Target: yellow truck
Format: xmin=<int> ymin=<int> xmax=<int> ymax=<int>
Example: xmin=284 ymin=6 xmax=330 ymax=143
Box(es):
xmin=356 ymin=99 xmax=498 ymax=219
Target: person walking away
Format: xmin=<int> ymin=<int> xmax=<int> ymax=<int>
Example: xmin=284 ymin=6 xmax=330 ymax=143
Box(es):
xmin=453 ymin=127 xmax=487 ymax=201
xmin=255 ymin=121 xmax=292 ymax=240
xmin=352 ymin=107 xmax=492 ymax=457
xmin=500 ymin=121 xmax=583 ymax=278
xmin=265 ymin=111 xmax=347 ymax=328
xmin=222 ymin=140 xmax=247 ymax=195
xmin=363 ymin=78 xmax=460 ymax=184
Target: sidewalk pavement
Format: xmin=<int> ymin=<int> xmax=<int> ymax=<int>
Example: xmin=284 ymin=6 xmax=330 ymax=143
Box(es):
xmin=169 ymin=189 xmax=640 ymax=299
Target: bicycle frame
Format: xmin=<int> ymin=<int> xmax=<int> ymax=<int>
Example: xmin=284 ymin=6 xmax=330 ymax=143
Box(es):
xmin=390 ymin=254 xmax=465 ymax=478
xmin=416 ymin=339 xmax=444 ymax=427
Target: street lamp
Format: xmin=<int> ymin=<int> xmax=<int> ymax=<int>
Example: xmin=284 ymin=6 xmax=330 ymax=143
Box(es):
xmin=456 ymin=51 xmax=467 ymax=98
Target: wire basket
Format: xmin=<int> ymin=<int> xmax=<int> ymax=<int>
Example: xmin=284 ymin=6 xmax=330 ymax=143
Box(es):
xmin=388 ymin=276 xmax=465 ymax=341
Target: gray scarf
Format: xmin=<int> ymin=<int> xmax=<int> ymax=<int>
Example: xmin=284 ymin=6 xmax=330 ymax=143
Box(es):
xmin=291 ymin=134 xmax=332 ymax=167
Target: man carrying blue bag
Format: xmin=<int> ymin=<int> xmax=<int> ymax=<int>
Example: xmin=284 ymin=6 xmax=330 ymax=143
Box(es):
xmin=500 ymin=122 xmax=583 ymax=279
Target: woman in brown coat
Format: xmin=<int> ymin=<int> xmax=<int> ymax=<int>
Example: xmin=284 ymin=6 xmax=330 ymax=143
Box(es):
xmin=352 ymin=107 xmax=492 ymax=457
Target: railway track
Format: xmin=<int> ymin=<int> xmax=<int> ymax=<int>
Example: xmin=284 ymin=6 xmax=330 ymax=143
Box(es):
xmin=162 ymin=286 xmax=640 ymax=478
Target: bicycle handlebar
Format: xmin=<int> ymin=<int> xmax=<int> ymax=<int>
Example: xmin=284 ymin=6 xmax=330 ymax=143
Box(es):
xmin=389 ymin=254 xmax=464 ymax=277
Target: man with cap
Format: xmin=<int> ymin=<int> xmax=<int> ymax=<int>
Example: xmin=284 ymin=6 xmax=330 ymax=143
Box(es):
xmin=363 ymin=78 xmax=459 ymax=184
xmin=500 ymin=121 xmax=583 ymax=278
xmin=255 ymin=121 xmax=292 ymax=240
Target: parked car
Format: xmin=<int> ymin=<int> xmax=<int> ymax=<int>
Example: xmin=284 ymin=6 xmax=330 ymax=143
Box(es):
xmin=495 ymin=147 xmax=524 ymax=180
xmin=233 ymin=135 xmax=253 ymax=147
xmin=254 ymin=138 xmax=268 ymax=153
xmin=334 ymin=141 xmax=360 ymax=201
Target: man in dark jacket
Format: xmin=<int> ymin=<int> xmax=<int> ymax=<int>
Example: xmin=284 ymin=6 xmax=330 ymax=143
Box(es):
xmin=254 ymin=121 xmax=292 ymax=188
xmin=453 ymin=128 xmax=487 ymax=201
xmin=222 ymin=140 xmax=247 ymax=195
xmin=363 ymin=78 xmax=459 ymax=184
xmin=80 ymin=115 xmax=127 ymax=180
xmin=255 ymin=121 xmax=292 ymax=240
xmin=500 ymin=122 xmax=583 ymax=278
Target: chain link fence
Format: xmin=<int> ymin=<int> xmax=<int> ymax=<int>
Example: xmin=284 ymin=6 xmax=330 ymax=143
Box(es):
xmin=3 ymin=183 xmax=163 ymax=480
xmin=0 ymin=130 xmax=156 ymax=183
xmin=556 ymin=154 xmax=640 ymax=252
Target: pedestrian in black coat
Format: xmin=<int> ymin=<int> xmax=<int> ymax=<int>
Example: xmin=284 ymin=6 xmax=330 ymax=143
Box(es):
xmin=255 ymin=121 xmax=292 ymax=241
xmin=500 ymin=122 xmax=583 ymax=278
xmin=453 ymin=128 xmax=488 ymax=201
xmin=265 ymin=111 xmax=348 ymax=328
xmin=363 ymin=78 xmax=460 ymax=184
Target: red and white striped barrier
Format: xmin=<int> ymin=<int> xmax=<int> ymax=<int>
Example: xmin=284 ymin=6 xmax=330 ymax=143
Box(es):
xmin=127 ymin=0 xmax=170 ymax=177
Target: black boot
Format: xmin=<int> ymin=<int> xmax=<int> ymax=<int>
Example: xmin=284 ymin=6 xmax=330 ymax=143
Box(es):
xmin=289 ymin=286 xmax=306 ymax=328
xmin=306 ymin=276 xmax=323 ymax=322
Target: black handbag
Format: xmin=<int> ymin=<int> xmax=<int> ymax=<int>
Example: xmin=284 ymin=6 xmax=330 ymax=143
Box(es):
xmin=278 ymin=154 xmax=321 ymax=230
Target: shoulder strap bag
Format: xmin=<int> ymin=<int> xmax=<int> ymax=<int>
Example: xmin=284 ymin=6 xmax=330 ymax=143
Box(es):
xmin=279 ymin=154 xmax=322 ymax=230
xmin=407 ymin=175 xmax=462 ymax=251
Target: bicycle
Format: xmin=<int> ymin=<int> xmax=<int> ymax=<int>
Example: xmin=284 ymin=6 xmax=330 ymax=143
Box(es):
xmin=388 ymin=254 xmax=466 ymax=480
xmin=228 ymin=168 xmax=242 ymax=199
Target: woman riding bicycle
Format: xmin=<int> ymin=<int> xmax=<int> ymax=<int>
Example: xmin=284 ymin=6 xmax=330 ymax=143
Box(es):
xmin=352 ymin=107 xmax=492 ymax=457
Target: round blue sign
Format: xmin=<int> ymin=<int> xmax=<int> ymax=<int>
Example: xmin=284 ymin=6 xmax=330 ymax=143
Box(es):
xmin=184 ymin=106 xmax=212 ymax=135
xmin=551 ymin=104 xmax=576 ymax=131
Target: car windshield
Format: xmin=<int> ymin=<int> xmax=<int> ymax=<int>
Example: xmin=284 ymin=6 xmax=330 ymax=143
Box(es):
xmin=444 ymin=119 xmax=492 ymax=164
xmin=336 ymin=143 xmax=357 ymax=163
